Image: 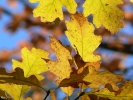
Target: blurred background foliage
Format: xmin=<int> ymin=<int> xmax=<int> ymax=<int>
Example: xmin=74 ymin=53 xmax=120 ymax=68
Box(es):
xmin=0 ymin=0 xmax=133 ymax=99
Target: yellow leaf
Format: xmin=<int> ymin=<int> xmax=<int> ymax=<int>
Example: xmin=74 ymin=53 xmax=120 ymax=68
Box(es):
xmin=29 ymin=0 xmax=77 ymax=22
xmin=12 ymin=47 xmax=49 ymax=80
xmin=86 ymin=81 xmax=133 ymax=100
xmin=61 ymin=87 xmax=74 ymax=96
xmin=83 ymin=66 xmax=124 ymax=91
xmin=65 ymin=12 xmax=102 ymax=62
xmin=79 ymin=94 xmax=90 ymax=100
xmin=47 ymin=37 xmax=73 ymax=95
xmin=83 ymin=0 xmax=124 ymax=33
xmin=0 ymin=83 xmax=31 ymax=100
xmin=48 ymin=37 xmax=72 ymax=82
xmin=131 ymin=0 xmax=133 ymax=2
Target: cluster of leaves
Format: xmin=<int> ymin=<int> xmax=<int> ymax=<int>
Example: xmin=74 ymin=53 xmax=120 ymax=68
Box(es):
xmin=0 ymin=0 xmax=133 ymax=100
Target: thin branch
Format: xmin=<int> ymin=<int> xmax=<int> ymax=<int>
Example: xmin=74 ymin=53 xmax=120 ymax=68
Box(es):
xmin=74 ymin=92 xmax=85 ymax=100
xmin=44 ymin=90 xmax=50 ymax=100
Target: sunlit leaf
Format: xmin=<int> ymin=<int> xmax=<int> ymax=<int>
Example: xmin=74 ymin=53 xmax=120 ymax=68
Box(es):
xmin=65 ymin=12 xmax=102 ymax=62
xmin=47 ymin=37 xmax=74 ymax=95
xmin=86 ymin=81 xmax=133 ymax=100
xmin=12 ymin=47 xmax=49 ymax=80
xmin=29 ymin=0 xmax=77 ymax=22
xmin=83 ymin=66 xmax=124 ymax=91
xmin=0 ymin=84 xmax=31 ymax=100
xmin=83 ymin=0 xmax=124 ymax=33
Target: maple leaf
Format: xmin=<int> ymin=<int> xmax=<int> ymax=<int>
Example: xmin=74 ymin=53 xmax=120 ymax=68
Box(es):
xmin=29 ymin=0 xmax=77 ymax=22
xmin=83 ymin=66 xmax=123 ymax=91
xmin=86 ymin=81 xmax=133 ymax=100
xmin=0 ymin=83 xmax=31 ymax=100
xmin=47 ymin=37 xmax=74 ymax=95
xmin=65 ymin=12 xmax=102 ymax=62
xmin=83 ymin=0 xmax=124 ymax=33
xmin=12 ymin=47 xmax=49 ymax=80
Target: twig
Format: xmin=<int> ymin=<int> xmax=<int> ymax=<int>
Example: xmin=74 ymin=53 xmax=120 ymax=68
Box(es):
xmin=74 ymin=92 xmax=85 ymax=100
xmin=43 ymin=90 xmax=50 ymax=100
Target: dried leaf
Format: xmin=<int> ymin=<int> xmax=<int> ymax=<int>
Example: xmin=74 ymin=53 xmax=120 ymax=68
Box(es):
xmin=0 ymin=67 xmax=42 ymax=100
xmin=0 ymin=67 xmax=41 ymax=87
xmin=59 ymin=67 xmax=89 ymax=87
xmin=47 ymin=37 xmax=73 ymax=95
xmin=77 ymin=61 xmax=101 ymax=74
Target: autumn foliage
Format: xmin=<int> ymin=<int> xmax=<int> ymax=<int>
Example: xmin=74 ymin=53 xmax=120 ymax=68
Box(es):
xmin=0 ymin=0 xmax=133 ymax=100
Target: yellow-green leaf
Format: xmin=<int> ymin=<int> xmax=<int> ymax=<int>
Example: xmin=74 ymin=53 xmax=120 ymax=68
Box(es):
xmin=0 ymin=84 xmax=31 ymax=100
xmin=29 ymin=0 xmax=77 ymax=22
xmin=87 ymin=81 xmax=133 ymax=100
xmin=65 ymin=12 xmax=102 ymax=62
xmin=47 ymin=37 xmax=73 ymax=95
xmin=83 ymin=0 xmax=124 ymax=33
xmin=83 ymin=66 xmax=123 ymax=91
xmin=12 ymin=47 xmax=49 ymax=80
